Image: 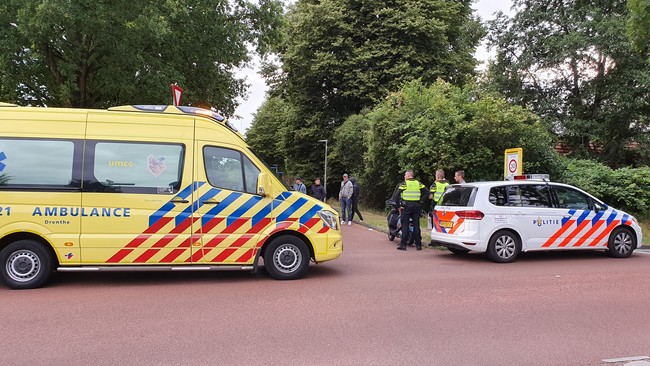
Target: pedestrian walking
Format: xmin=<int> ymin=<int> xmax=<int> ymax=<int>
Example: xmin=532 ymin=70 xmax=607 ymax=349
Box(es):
xmin=396 ymin=170 xmax=428 ymax=251
xmin=310 ymin=177 xmax=326 ymax=202
xmin=339 ymin=173 xmax=353 ymax=225
xmin=293 ymin=177 xmax=306 ymax=194
xmin=349 ymin=177 xmax=364 ymax=222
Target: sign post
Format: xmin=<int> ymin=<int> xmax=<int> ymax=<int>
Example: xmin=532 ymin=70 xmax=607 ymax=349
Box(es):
xmin=504 ymin=148 xmax=523 ymax=180
xmin=171 ymin=84 xmax=183 ymax=106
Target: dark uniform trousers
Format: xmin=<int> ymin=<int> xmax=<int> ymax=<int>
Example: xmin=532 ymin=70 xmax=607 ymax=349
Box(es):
xmin=400 ymin=201 xmax=422 ymax=248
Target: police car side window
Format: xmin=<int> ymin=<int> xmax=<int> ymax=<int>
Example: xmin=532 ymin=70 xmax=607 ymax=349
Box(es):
xmin=489 ymin=186 xmax=507 ymax=206
xmin=505 ymin=184 xmax=551 ymax=207
xmin=204 ymin=146 xmax=259 ymax=194
xmin=553 ymin=186 xmax=591 ymax=210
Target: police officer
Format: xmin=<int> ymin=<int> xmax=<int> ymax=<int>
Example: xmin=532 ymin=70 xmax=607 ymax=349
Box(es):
xmin=429 ymin=169 xmax=449 ymax=207
xmin=397 ymin=170 xmax=428 ymax=251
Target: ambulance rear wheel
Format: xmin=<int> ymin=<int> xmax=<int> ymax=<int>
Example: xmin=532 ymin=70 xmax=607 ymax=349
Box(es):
xmin=264 ymin=235 xmax=309 ymax=280
xmin=0 ymin=240 xmax=54 ymax=289
xmin=606 ymin=227 xmax=635 ymax=258
xmin=487 ymin=230 xmax=520 ymax=263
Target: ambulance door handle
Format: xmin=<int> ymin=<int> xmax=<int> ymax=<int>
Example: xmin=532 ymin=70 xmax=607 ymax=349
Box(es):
xmin=170 ymin=197 xmax=189 ymax=204
xmin=202 ymin=198 xmax=221 ymax=205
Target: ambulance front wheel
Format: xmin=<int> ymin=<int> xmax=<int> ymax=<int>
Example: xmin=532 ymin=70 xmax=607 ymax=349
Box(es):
xmin=0 ymin=239 xmax=55 ymax=289
xmin=264 ymin=235 xmax=310 ymax=280
xmin=606 ymin=227 xmax=635 ymax=258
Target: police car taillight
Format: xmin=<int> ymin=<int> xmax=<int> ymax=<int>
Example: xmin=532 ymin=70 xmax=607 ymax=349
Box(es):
xmin=455 ymin=210 xmax=484 ymax=220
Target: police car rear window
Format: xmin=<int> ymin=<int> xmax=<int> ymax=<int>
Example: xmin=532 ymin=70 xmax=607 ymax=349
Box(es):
xmin=439 ymin=186 xmax=475 ymax=207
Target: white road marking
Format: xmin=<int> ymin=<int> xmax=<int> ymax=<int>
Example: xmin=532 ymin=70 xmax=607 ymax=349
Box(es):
xmin=602 ymin=356 xmax=649 ymax=363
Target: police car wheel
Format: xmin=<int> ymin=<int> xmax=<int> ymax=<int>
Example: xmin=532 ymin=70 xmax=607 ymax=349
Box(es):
xmin=264 ymin=235 xmax=310 ymax=280
xmin=487 ymin=230 xmax=520 ymax=263
xmin=0 ymin=240 xmax=54 ymax=289
xmin=606 ymin=227 xmax=635 ymax=258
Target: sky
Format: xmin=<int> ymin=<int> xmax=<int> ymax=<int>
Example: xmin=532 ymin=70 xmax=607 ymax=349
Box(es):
xmin=230 ymin=0 xmax=513 ymax=134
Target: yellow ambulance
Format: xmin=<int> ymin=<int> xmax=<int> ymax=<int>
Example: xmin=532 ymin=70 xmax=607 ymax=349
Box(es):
xmin=0 ymin=103 xmax=342 ymax=289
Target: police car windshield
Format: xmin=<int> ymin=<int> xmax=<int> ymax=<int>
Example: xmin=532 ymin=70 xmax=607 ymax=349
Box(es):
xmin=440 ymin=186 xmax=475 ymax=206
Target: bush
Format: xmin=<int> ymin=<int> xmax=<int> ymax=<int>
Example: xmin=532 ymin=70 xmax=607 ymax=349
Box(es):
xmin=559 ymin=158 xmax=650 ymax=216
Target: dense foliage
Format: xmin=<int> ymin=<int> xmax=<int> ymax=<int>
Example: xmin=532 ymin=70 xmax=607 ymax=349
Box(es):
xmin=0 ymin=0 xmax=283 ymax=114
xmin=358 ymin=80 xmax=562 ymax=208
xmin=560 ymin=158 xmax=650 ymax=216
xmin=486 ymin=0 xmax=650 ymax=167
xmin=247 ymin=0 xmax=483 ymax=182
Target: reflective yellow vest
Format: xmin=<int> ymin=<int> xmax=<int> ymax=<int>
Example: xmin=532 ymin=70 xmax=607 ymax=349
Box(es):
xmin=400 ymin=179 xmax=424 ymax=202
xmin=431 ymin=181 xmax=449 ymax=204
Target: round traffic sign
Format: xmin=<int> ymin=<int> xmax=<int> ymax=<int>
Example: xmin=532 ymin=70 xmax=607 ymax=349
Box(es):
xmin=508 ymin=159 xmax=517 ymax=174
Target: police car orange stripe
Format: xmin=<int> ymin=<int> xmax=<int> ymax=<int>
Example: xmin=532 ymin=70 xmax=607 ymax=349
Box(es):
xmin=449 ymin=218 xmax=465 ymax=234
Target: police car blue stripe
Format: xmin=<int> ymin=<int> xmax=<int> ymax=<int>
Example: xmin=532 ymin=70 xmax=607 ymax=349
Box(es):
xmin=227 ymin=196 xmax=263 ymax=226
xmin=590 ymin=210 xmax=604 ymax=225
xmin=575 ymin=210 xmax=591 ymax=225
xmin=277 ymin=197 xmax=309 ymax=223
xmin=606 ymin=210 xmax=618 ymax=225
xmin=621 ymin=213 xmax=629 ymax=225
xmin=562 ymin=209 xmax=576 ymax=226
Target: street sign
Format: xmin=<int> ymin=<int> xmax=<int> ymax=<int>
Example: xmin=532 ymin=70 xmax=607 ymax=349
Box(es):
xmin=504 ymin=148 xmax=523 ymax=180
xmin=171 ymin=84 xmax=183 ymax=106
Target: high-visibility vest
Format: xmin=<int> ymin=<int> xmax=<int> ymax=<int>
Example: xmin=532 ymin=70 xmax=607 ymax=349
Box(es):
xmin=432 ymin=181 xmax=449 ymax=204
xmin=401 ymin=179 xmax=424 ymax=201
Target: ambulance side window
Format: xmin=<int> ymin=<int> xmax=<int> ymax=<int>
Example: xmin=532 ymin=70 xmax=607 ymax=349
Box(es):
xmin=204 ymin=147 xmax=260 ymax=194
xmin=86 ymin=141 xmax=183 ymax=194
xmin=0 ymin=138 xmax=81 ymax=190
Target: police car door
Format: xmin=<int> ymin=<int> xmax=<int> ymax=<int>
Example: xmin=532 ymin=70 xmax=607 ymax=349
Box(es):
xmin=82 ymin=112 xmax=195 ymax=265
xmin=545 ymin=185 xmax=601 ymax=248
xmin=508 ymin=183 xmax=561 ymax=250
xmin=193 ymin=144 xmax=267 ymax=265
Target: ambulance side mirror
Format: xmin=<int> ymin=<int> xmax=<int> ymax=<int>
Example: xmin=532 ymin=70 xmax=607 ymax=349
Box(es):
xmin=257 ymin=172 xmax=271 ymax=197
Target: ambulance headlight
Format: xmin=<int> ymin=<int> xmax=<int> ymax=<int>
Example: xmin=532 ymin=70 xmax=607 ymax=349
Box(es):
xmin=318 ymin=210 xmax=338 ymax=230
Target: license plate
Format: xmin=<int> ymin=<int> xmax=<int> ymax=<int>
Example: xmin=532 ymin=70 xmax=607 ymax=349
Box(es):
xmin=440 ymin=221 xmax=453 ymax=228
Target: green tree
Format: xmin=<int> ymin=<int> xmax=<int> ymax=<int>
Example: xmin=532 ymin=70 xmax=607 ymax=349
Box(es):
xmin=628 ymin=0 xmax=650 ymax=59
xmin=362 ymin=80 xmax=562 ymax=208
xmin=271 ymin=0 xmax=482 ymax=180
xmin=0 ymin=0 xmax=283 ymax=114
xmin=486 ymin=0 xmax=650 ymax=167
xmin=245 ymin=96 xmax=293 ymax=171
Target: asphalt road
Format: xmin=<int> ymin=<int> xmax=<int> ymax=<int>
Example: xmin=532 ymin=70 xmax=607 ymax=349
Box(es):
xmin=1 ymin=224 xmax=649 ymax=366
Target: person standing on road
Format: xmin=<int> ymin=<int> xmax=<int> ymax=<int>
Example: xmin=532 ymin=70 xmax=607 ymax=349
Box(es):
xmin=454 ymin=170 xmax=466 ymax=184
xmin=397 ymin=170 xmax=428 ymax=251
xmin=293 ymin=177 xmax=307 ymax=194
xmin=310 ymin=177 xmax=326 ymax=202
xmin=349 ymin=177 xmax=364 ymax=222
xmin=429 ymin=169 xmax=450 ymax=206
xmin=339 ymin=173 xmax=353 ymax=225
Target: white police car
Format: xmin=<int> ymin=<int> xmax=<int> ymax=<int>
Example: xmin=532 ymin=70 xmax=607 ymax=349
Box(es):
xmin=430 ymin=175 xmax=643 ymax=262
